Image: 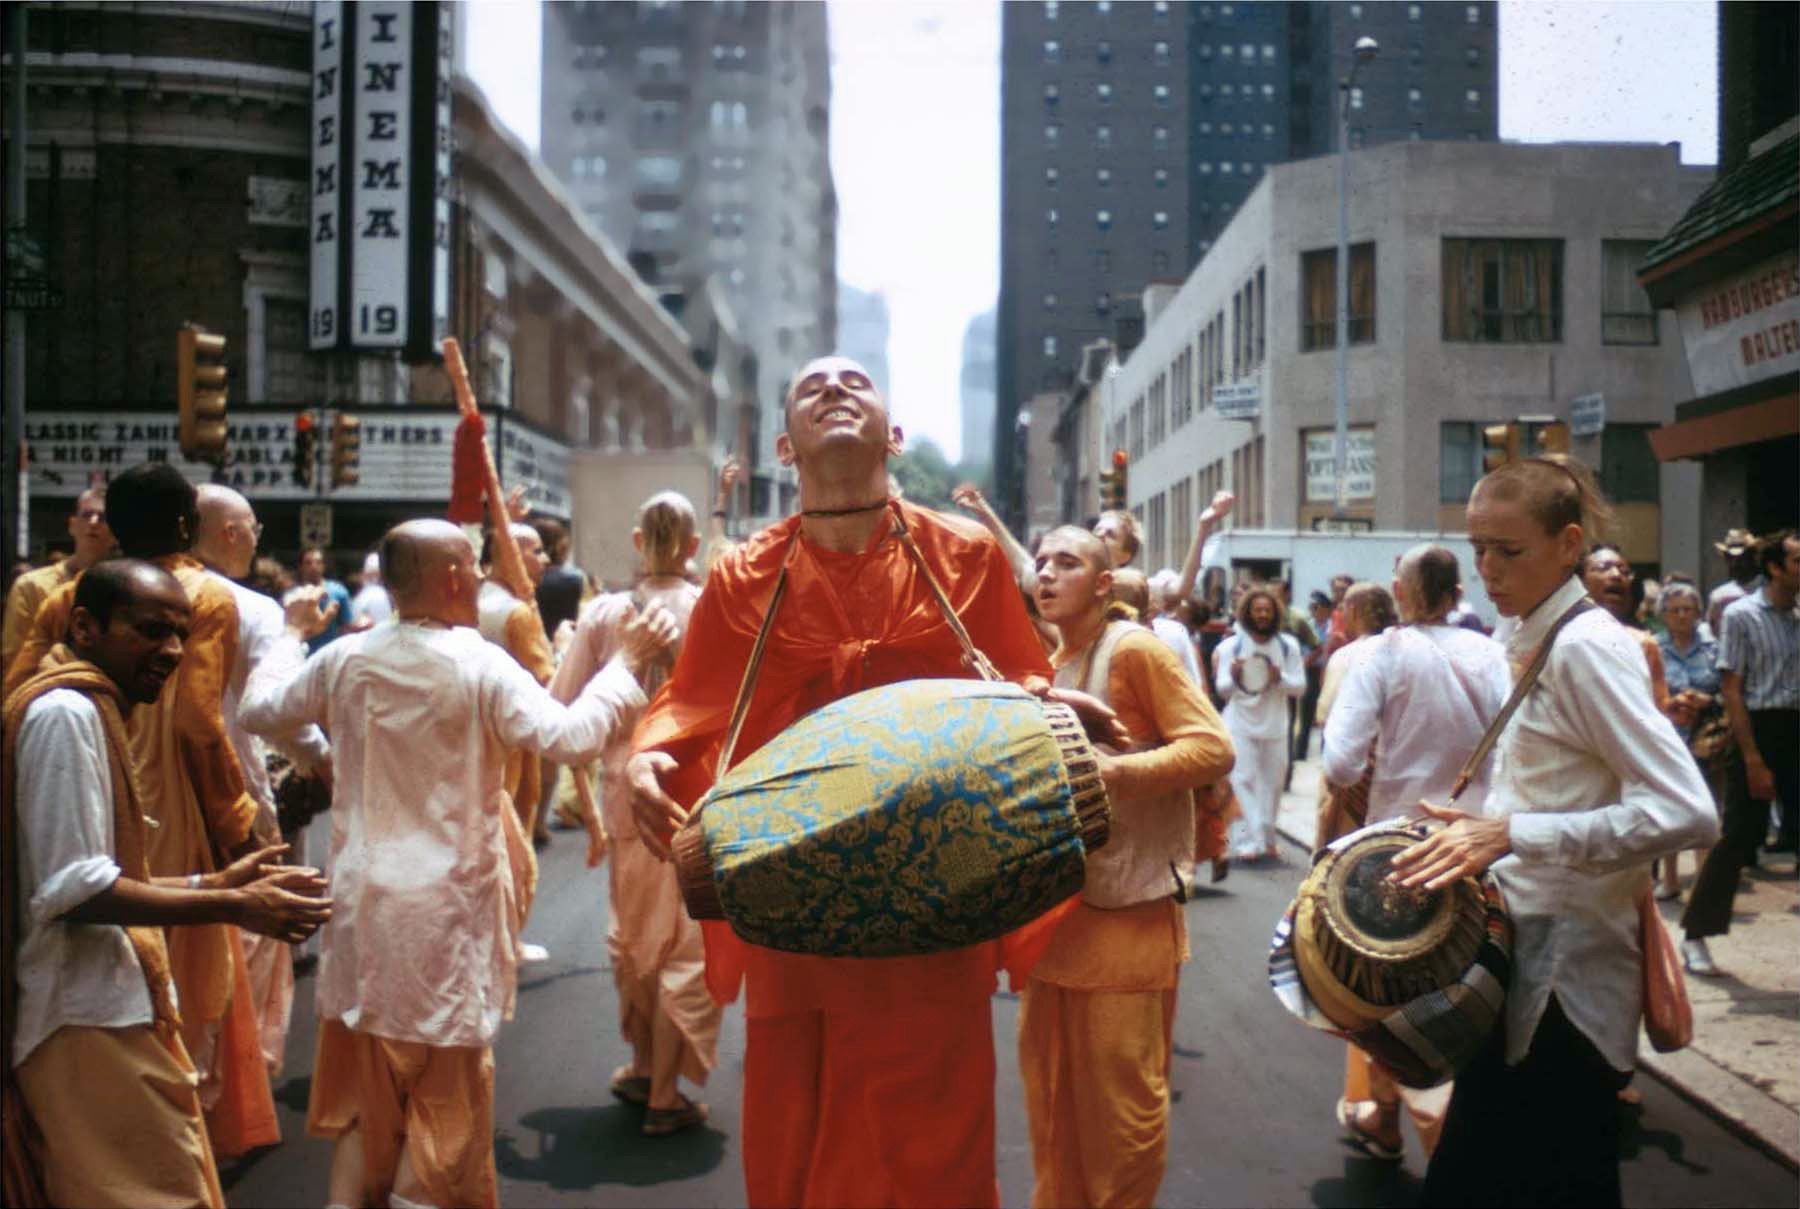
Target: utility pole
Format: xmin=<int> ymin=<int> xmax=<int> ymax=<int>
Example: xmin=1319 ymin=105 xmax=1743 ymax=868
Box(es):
xmin=4 ymin=4 xmax=28 ymax=570
xmin=1332 ymin=35 xmax=1378 ymax=518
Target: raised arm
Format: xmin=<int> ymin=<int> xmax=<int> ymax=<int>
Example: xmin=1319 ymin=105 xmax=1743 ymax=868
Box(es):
xmin=1175 ymin=491 xmax=1235 ymax=604
xmin=952 ymin=483 xmax=1037 ymax=592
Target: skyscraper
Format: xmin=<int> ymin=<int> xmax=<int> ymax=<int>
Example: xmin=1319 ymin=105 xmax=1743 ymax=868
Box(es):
xmin=960 ymin=308 xmax=997 ymax=471
xmin=835 ymin=281 xmax=892 ymax=399
xmin=995 ymin=0 xmax=1498 ymax=524
xmin=540 ymin=0 xmax=837 ymax=518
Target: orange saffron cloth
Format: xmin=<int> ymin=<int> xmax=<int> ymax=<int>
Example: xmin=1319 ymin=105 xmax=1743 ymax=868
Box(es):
xmin=632 ymin=502 xmax=1073 ymax=1208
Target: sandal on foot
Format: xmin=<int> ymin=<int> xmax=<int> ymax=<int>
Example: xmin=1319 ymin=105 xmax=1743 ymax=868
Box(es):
xmin=1336 ymin=1098 xmax=1403 ymax=1161
xmin=642 ymin=1096 xmax=708 ymax=1137
xmin=609 ymin=1073 xmax=650 ymax=1106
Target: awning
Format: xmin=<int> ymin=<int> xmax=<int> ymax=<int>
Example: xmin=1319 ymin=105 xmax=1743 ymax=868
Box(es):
xmin=1649 ymin=392 xmax=1799 ymax=462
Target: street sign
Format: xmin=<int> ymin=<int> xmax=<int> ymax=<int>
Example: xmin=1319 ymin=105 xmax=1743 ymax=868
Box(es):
xmin=4 ymin=282 xmax=63 ymax=310
xmin=1310 ymin=516 xmax=1375 ymax=534
xmin=299 ymin=503 xmax=334 ymax=551
xmin=1214 ymin=382 xmax=1261 ymax=421
xmin=1569 ymin=393 xmax=1606 ymax=437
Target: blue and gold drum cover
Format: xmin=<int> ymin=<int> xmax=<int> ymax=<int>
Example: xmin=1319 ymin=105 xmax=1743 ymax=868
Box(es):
xmin=675 ymin=678 xmax=1110 ymax=958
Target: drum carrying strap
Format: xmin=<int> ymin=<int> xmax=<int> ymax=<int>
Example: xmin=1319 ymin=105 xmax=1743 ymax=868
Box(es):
xmin=706 ymin=504 xmax=1004 ymax=797
xmin=1445 ymin=597 xmax=1594 ymax=805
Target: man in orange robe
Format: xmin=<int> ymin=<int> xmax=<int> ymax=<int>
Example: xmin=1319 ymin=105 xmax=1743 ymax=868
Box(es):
xmin=629 ymin=357 xmax=1123 ymax=1208
xmin=5 ymin=465 xmax=279 ymax=1158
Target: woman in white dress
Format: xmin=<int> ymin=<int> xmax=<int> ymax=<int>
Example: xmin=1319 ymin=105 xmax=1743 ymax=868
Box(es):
xmin=1391 ymin=457 xmax=1717 ymax=1207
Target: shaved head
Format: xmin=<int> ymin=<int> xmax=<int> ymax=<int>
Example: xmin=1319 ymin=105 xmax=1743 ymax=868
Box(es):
xmin=195 ymin=484 xmax=253 ymax=540
xmin=381 ymin=519 xmax=474 ymax=604
xmin=1040 ymin=525 xmax=1110 ymax=574
xmin=786 ymin=355 xmax=882 ymax=409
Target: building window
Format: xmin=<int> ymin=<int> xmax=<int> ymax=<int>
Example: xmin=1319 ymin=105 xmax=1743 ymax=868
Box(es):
xmin=1096 ymin=250 xmax=1111 ymax=272
xmin=1096 ymin=0 xmax=1111 ymax=13
xmin=1153 ymin=0 xmax=1170 ymax=18
xmin=1152 ymin=250 xmax=1170 ymax=272
xmin=1221 ymin=43 xmax=1235 ymax=59
xmin=1349 ymin=3 xmax=1363 ymax=18
xmin=1220 ymin=161 xmax=1235 ymax=174
xmin=1043 ymin=82 xmax=1060 ymax=108
xmin=1601 ymin=240 xmax=1659 ymax=345
xmin=1466 ymin=4 xmax=1481 ymax=22
xmin=1153 ymin=125 xmax=1170 ymax=148
xmin=1601 ymin=424 xmax=1660 ymax=503
xmin=1263 ymin=122 xmax=1275 ymax=137
xmin=1220 ymin=83 xmax=1235 ymax=99
xmin=1349 ymin=86 xmax=1365 ymax=110
xmin=1199 ymin=161 xmax=1214 ymax=175
xmin=1465 ymin=87 xmax=1481 ymax=108
xmin=1300 ymin=243 xmax=1377 ymax=351
xmin=1129 ymin=397 xmax=1145 ymax=458
xmin=1409 ymin=42 xmax=1424 ymax=66
xmin=1440 ymin=423 xmax=1483 ymax=504
xmin=1410 ymin=124 xmax=1423 ymax=141
xmin=1045 ymin=166 xmax=1060 ymax=187
xmin=1044 ymin=292 xmax=1058 ymax=310
xmin=1222 ymin=121 xmax=1235 ymax=136
xmin=1153 ymin=83 xmax=1170 ymax=105
xmin=1044 ymin=0 xmax=1058 ymax=18
xmin=1465 ymin=45 xmax=1481 ymax=66
xmin=1262 ymin=83 xmax=1276 ymax=100
xmin=1097 ymin=41 xmax=1112 ymax=64
xmin=1241 ymin=43 xmax=1255 ymax=59
xmin=1154 ymin=40 xmax=1171 ymax=64
xmin=1044 ymin=335 xmax=1059 ymax=359
xmin=1097 ymin=82 xmax=1114 ymax=103
xmin=1096 ymin=124 xmax=1113 ymax=148
xmin=1153 ymin=167 xmax=1169 ymax=188
xmin=1199 ymin=43 xmax=1213 ymax=60
xmin=1442 ymin=238 xmax=1563 ymax=343
xmin=1044 ymin=39 xmax=1060 ymax=63
xmin=1096 ymin=291 xmax=1112 ymax=314
xmin=1153 ymin=210 xmax=1169 ymax=230
xmin=1046 ymin=207 xmax=1059 ymax=227
xmin=1408 ymin=3 xmax=1422 ymax=19
xmin=1096 ymin=167 xmax=1113 ymax=187
xmin=1097 ymin=209 xmax=1113 ymax=231
xmin=1263 ymin=43 xmax=1277 ymax=61
xmin=1408 ymin=86 xmax=1423 ymax=109
xmin=1045 ymin=123 xmax=1060 ymax=147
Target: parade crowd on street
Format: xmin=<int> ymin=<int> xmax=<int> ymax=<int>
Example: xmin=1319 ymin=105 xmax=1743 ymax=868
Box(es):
xmin=3 ymin=356 xmax=1795 ymax=1209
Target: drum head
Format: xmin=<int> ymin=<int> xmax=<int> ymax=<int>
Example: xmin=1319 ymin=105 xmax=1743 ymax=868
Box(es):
xmin=1315 ymin=830 xmax=1458 ymax=963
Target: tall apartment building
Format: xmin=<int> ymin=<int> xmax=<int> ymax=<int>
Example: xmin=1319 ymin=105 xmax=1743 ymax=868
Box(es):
xmin=996 ymin=0 xmax=1498 ymax=528
xmin=540 ymin=0 xmax=837 ymax=521
xmin=1189 ymin=1 xmax=1498 ymax=254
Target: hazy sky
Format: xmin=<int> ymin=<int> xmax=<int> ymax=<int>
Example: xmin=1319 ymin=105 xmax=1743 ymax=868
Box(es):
xmin=466 ymin=0 xmax=1718 ymax=463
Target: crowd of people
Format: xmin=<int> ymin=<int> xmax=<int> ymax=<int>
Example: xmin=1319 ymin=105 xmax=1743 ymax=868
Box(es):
xmin=1 ymin=352 xmax=1789 ymax=1209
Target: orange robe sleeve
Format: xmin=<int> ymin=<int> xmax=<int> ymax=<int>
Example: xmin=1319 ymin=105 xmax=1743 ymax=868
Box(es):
xmin=1103 ymin=632 xmax=1236 ymax=800
xmin=503 ymin=601 xmax=555 ymax=686
xmin=4 ymin=581 xmax=72 ymax=699
xmin=170 ymin=566 xmax=259 ymax=852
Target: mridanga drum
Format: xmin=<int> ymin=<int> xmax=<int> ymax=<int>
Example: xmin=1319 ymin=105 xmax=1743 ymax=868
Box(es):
xmin=1270 ymin=819 xmax=1512 ymax=1088
xmin=674 ymin=678 xmax=1110 ymax=958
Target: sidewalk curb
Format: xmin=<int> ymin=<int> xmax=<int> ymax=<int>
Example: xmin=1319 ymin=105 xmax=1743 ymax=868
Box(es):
xmin=1271 ymin=808 xmax=1800 ymax=1174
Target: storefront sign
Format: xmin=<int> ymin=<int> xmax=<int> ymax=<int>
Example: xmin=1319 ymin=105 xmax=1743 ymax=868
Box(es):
xmin=310 ymin=2 xmax=345 ymax=349
xmin=1675 ymin=253 xmax=1800 ymax=397
xmin=1303 ymin=428 xmax=1376 ymax=503
xmin=497 ymin=424 xmax=573 ymax=519
xmin=1569 ymin=392 xmax=1606 ymax=437
xmin=1214 ymin=381 xmax=1261 ymax=421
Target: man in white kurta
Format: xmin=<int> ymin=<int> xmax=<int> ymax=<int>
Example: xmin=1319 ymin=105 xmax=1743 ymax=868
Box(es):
xmin=1213 ymin=587 xmax=1305 ymax=860
xmin=240 ymin=520 xmax=673 ymax=1209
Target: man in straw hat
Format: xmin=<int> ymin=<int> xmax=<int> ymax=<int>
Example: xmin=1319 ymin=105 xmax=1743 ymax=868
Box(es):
xmin=1707 ymin=528 xmax=1760 ymax=636
xmin=627 ymin=355 xmax=1127 ymax=1208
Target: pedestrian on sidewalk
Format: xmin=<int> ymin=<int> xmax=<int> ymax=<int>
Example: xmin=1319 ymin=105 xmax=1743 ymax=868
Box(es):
xmin=1391 ymin=455 xmax=1717 ymax=1208
xmin=1312 ymin=582 xmax=1396 ymax=848
xmin=1653 ymin=580 xmax=1722 ymax=902
xmin=1680 ymin=530 xmax=1800 ymax=976
xmin=1319 ymin=545 xmax=1509 ymax=1161
xmin=1214 ymin=586 xmax=1305 ymax=862
xmin=1021 ymin=526 xmax=1233 ymax=1207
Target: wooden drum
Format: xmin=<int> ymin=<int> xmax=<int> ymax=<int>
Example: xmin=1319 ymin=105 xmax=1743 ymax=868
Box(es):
xmin=673 ymin=678 xmax=1111 ymax=958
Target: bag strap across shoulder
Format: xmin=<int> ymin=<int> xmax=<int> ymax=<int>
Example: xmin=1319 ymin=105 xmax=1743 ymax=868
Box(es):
xmin=1446 ymin=597 xmax=1594 ymax=805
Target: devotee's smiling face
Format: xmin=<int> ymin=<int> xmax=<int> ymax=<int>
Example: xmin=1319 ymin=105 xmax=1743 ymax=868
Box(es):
xmin=778 ymin=356 xmax=902 ymax=467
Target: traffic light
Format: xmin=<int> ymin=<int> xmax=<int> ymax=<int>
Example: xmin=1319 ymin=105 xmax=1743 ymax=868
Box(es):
xmin=329 ymin=413 xmax=362 ymax=489
xmin=1522 ymin=420 xmax=1570 ymax=457
xmin=1098 ymin=447 xmax=1129 ymax=510
xmin=177 ymin=325 xmax=229 ymax=459
xmin=1481 ymin=423 xmax=1520 ymax=472
xmin=293 ymin=412 xmax=317 ymax=487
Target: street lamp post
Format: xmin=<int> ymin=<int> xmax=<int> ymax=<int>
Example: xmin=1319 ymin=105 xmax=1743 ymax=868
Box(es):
xmin=1333 ymin=35 xmax=1378 ymax=517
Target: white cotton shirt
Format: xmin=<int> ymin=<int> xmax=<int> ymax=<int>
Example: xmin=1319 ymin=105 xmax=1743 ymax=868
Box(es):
xmin=1484 ymin=576 xmax=1719 ymax=1072
xmin=1321 ymin=624 xmax=1512 ymax=822
xmin=1150 ymin=615 xmax=1202 ymax=683
xmin=212 ymin=572 xmax=330 ymax=820
xmin=240 ymin=620 xmax=646 ymax=1048
xmin=11 ymin=691 xmax=157 ymax=1068
xmin=1212 ymin=629 xmax=1305 ymax=740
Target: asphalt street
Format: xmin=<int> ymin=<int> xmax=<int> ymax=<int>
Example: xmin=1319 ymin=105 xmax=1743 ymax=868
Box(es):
xmin=224 ymin=828 xmax=1799 ymax=1208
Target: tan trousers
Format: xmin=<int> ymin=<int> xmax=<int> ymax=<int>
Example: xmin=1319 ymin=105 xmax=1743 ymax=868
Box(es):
xmin=1019 ymin=981 xmax=1177 ymax=1209
xmin=307 ymin=1018 xmax=497 ymax=1209
xmin=1344 ymin=1044 xmax=1451 ymax=1155
xmin=15 ymin=1023 xmax=225 ymax=1209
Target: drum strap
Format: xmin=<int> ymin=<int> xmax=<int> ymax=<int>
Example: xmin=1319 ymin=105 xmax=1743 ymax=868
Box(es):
xmin=1447 ymin=597 xmax=1594 ymax=804
xmin=707 ymin=505 xmax=1003 ymax=793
